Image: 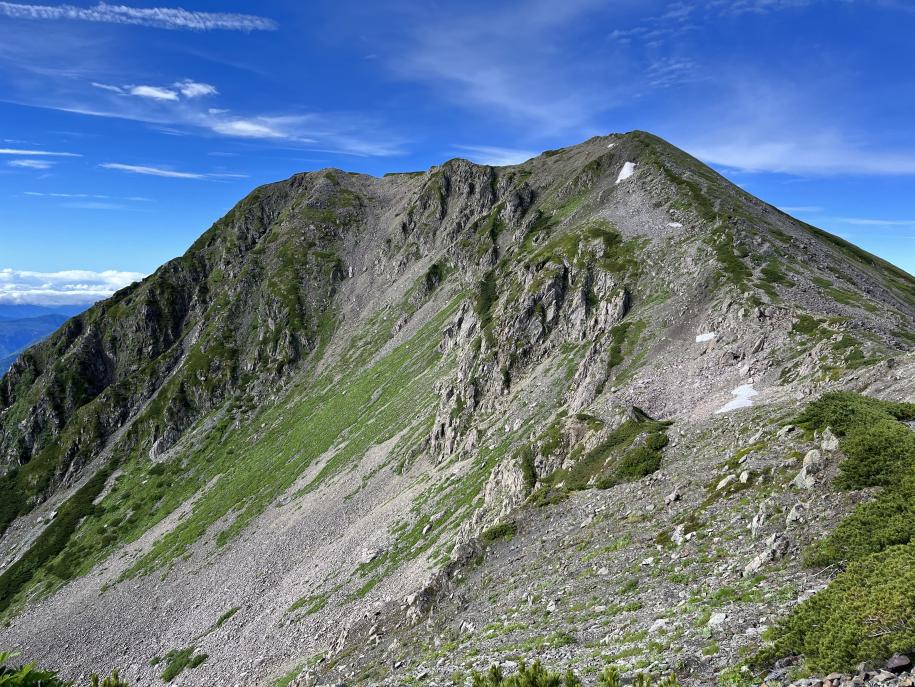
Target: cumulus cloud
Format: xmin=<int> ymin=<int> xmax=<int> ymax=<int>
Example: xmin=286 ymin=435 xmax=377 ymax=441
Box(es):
xmin=0 ymin=2 xmax=277 ymax=31
xmin=0 ymin=268 xmax=145 ymax=305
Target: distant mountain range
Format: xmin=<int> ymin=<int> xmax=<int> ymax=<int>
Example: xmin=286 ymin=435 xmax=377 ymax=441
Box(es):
xmin=0 ymin=305 xmax=88 ymax=375
xmin=0 ymin=304 xmax=88 ymax=321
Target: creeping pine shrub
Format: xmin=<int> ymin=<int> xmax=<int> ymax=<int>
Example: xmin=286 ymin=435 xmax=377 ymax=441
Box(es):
xmin=471 ymin=660 xmax=570 ymax=687
xmin=760 ymin=392 xmax=915 ymax=672
xmin=0 ymin=466 xmax=112 ymax=612
xmin=0 ymin=652 xmax=128 ymax=686
xmin=613 ymin=446 xmax=662 ymax=482
xmin=555 ymin=414 xmax=672 ymax=492
xmin=480 ymin=522 xmax=517 ymax=544
xmin=470 ymin=662 xmax=679 ymax=687
xmin=761 ymin=544 xmax=915 ymax=672
xmin=597 ymin=666 xmax=621 ymax=687
xmin=159 ymin=648 xmax=207 ymax=682
xmin=834 ymin=419 xmax=915 ymax=488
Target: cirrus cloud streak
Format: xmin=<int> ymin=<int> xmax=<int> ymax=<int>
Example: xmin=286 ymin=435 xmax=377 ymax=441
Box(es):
xmin=0 ymin=2 xmax=277 ymax=31
xmin=99 ymin=162 xmax=246 ymax=180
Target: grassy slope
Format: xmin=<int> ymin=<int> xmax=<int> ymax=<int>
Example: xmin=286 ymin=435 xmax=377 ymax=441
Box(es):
xmin=0 ymin=287 xmax=464 ymax=614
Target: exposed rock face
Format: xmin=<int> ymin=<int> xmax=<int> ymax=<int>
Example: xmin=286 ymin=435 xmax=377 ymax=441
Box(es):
xmin=1 ymin=131 xmax=914 ymax=687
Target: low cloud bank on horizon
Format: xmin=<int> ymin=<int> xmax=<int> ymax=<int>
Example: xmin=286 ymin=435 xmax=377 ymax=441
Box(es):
xmin=0 ymin=268 xmax=145 ymax=305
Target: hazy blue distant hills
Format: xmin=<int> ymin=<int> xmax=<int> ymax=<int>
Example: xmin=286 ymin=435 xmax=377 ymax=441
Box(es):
xmin=0 ymin=303 xmax=88 ymax=320
xmin=0 ymin=313 xmax=72 ymax=375
xmin=0 ymin=353 xmax=16 ymax=374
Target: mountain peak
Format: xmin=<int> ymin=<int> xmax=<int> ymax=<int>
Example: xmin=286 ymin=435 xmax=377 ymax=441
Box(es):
xmin=1 ymin=132 xmax=913 ymax=687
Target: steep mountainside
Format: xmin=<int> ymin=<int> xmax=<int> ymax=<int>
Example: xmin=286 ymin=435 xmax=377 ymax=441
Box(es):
xmin=1 ymin=132 xmax=914 ymax=687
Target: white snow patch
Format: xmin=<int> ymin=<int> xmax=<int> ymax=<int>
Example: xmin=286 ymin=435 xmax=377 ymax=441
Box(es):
xmin=616 ymin=161 xmax=636 ymax=183
xmin=667 ymin=222 xmax=683 ymax=228
xmin=695 ymin=332 xmax=716 ymax=343
xmin=607 ymin=143 xmax=616 ymax=149
xmin=716 ymin=384 xmax=759 ymax=414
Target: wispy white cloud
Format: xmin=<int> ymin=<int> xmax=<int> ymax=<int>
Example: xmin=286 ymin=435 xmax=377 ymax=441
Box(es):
xmin=0 ymin=147 xmax=79 ymax=156
xmin=0 ymin=2 xmax=277 ymax=31
xmin=691 ymin=129 xmax=915 ymax=176
xmin=0 ymin=268 xmax=145 ymax=305
xmin=672 ymin=77 xmax=915 ymax=176
xmin=61 ymin=200 xmax=124 ymax=209
xmin=832 ymin=217 xmax=915 ymax=226
xmin=208 ymin=117 xmax=288 ymax=139
xmin=90 ymin=81 xmax=124 ymax=94
xmin=778 ymin=205 xmax=823 ymax=213
xmin=99 ymin=162 xmax=246 ymax=179
xmin=7 ymin=89 xmax=404 ymax=156
xmin=708 ymin=0 xmax=826 ymax=15
xmin=7 ymin=158 xmax=54 ymax=169
xmin=23 ymin=191 xmax=153 ymax=201
xmin=99 ymin=162 xmax=206 ymax=179
xmin=644 ymin=57 xmax=704 ymax=88
xmin=128 ymin=84 xmax=178 ymax=101
xmin=453 ymin=145 xmax=538 ymax=166
xmin=381 ymin=0 xmax=614 ymax=134
xmin=175 ymin=79 xmax=217 ymax=98
xmin=92 ymin=79 xmax=217 ymax=101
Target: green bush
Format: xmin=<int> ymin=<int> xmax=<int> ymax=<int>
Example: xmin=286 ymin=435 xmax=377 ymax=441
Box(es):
xmin=835 ymin=419 xmax=915 ymax=488
xmin=762 ymin=392 xmax=915 ymax=671
xmin=159 ymin=647 xmax=207 ymax=682
xmin=472 ymin=661 xmax=567 ymax=687
xmin=805 ymin=476 xmax=915 ymax=567
xmin=794 ymin=391 xmax=915 ymax=436
xmin=0 ymin=652 xmax=128 ymax=686
xmin=644 ymin=433 xmax=669 ymax=451
xmin=470 ymin=661 xmax=678 ymax=687
xmin=760 ymin=543 xmax=915 ymax=672
xmin=597 ymin=666 xmax=620 ymax=687
xmin=474 ymin=270 xmax=498 ymax=331
xmin=0 ymin=466 xmax=112 ymax=612
xmin=555 ymin=415 xmax=671 ymax=492
xmin=481 ymin=522 xmax=517 ymax=544
xmin=614 ymin=446 xmax=662 ymax=481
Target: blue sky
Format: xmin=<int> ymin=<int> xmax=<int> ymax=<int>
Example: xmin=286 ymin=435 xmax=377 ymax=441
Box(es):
xmin=1 ymin=0 xmax=914 ymax=304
